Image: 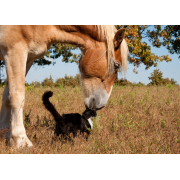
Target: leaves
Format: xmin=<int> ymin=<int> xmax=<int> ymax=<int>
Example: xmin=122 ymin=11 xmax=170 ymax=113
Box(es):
xmin=148 ymin=69 xmax=177 ymax=86
xmin=116 ymin=25 xmax=173 ymax=71
xmin=33 ymin=43 xmax=81 ymax=66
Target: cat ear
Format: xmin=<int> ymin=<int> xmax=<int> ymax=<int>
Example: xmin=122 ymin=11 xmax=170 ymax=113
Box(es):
xmin=85 ymin=104 xmax=89 ymax=110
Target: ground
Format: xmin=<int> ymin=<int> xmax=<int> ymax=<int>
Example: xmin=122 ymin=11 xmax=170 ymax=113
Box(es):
xmin=0 ymin=85 xmax=179 ymax=153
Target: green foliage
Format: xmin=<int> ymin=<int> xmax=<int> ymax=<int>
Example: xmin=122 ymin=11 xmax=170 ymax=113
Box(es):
xmin=51 ymin=44 xmax=81 ymax=63
xmin=64 ymin=74 xmax=80 ymax=87
xmin=166 ymin=84 xmax=173 ymax=88
xmin=32 ymin=81 xmax=41 ymax=88
xmin=41 ymin=75 xmax=54 ymax=87
xmin=55 ymin=78 xmax=65 ymax=87
xmin=41 ymin=74 xmax=81 ymax=88
xmin=148 ymin=69 xmax=177 ymax=86
xmin=148 ymin=69 xmax=163 ymax=85
xmin=25 ymin=85 xmax=35 ymax=91
xmin=147 ymin=25 xmax=180 ymax=58
xmin=114 ymin=79 xmax=132 ymax=86
xmin=114 ymin=78 xmax=145 ymax=87
xmin=22 ymin=73 xmax=178 ymax=89
xmin=116 ymin=25 xmax=172 ymax=70
xmin=169 ymin=78 xmax=177 ymax=85
xmin=33 ymin=43 xmax=81 ymax=67
xmin=137 ymin=82 xmax=145 ymax=87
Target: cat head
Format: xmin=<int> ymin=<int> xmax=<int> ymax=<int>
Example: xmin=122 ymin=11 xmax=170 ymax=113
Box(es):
xmin=83 ymin=108 xmax=97 ymax=118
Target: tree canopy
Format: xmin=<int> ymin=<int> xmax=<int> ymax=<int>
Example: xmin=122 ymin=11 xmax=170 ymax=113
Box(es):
xmin=148 ymin=69 xmax=177 ymax=86
xmin=0 ymin=25 xmax=179 ymax=71
xmin=116 ymin=25 xmax=178 ymax=72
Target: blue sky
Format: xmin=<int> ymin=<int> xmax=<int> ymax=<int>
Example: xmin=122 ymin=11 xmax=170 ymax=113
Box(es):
xmin=126 ymin=45 xmax=180 ymax=84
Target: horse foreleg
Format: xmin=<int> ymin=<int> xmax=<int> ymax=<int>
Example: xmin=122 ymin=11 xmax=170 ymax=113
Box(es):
xmin=4 ymin=48 xmax=33 ymax=148
xmin=0 ymin=60 xmax=34 ymax=145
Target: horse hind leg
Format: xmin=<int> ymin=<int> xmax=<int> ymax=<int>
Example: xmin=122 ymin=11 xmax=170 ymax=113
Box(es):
xmin=0 ymin=81 xmax=11 ymax=141
xmin=3 ymin=47 xmax=33 ymax=148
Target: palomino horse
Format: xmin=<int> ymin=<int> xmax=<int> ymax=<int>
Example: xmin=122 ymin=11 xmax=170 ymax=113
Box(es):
xmin=0 ymin=25 xmax=128 ymax=148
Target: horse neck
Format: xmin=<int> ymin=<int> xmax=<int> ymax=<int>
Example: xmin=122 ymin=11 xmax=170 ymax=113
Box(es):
xmin=50 ymin=25 xmax=106 ymax=49
xmin=51 ymin=25 xmax=116 ymax=72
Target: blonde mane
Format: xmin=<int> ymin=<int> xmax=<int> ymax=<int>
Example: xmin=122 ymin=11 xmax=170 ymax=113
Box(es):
xmin=96 ymin=25 xmax=116 ymax=71
xmin=120 ymin=39 xmax=128 ymax=77
xmin=96 ymin=25 xmax=129 ymax=76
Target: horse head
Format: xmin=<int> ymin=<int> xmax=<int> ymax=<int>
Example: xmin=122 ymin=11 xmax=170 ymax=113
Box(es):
xmin=79 ymin=28 xmax=128 ymax=110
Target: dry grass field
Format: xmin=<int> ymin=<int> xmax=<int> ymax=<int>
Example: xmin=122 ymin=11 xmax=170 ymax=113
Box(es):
xmin=0 ymin=85 xmax=180 ymax=154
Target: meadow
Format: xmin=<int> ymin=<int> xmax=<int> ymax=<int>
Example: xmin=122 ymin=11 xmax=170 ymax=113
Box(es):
xmin=0 ymin=85 xmax=180 ymax=154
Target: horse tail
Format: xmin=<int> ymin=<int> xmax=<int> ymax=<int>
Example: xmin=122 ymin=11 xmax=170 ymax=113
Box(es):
xmin=42 ymin=91 xmax=62 ymax=122
xmin=120 ymin=39 xmax=129 ymax=77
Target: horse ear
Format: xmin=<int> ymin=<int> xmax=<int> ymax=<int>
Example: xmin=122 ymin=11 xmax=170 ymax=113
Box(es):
xmin=113 ymin=28 xmax=125 ymax=49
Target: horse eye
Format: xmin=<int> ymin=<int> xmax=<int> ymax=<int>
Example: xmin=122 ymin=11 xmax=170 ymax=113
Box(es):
xmin=114 ymin=62 xmax=120 ymax=72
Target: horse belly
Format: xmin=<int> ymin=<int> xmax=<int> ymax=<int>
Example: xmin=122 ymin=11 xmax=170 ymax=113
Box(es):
xmin=28 ymin=43 xmax=48 ymax=61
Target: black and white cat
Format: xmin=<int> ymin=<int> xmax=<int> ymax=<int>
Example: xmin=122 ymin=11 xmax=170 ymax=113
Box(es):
xmin=42 ymin=91 xmax=97 ymax=140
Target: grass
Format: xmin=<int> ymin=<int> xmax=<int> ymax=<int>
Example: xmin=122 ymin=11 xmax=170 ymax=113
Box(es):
xmin=0 ymin=85 xmax=180 ymax=154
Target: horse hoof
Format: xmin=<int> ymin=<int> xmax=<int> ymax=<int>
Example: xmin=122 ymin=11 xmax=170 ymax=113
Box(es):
xmin=10 ymin=136 xmax=33 ymax=149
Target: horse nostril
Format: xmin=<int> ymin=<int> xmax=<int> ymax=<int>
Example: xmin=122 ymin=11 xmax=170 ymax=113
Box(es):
xmin=89 ymin=97 xmax=96 ymax=109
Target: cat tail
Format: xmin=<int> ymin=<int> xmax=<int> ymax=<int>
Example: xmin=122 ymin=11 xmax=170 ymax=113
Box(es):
xmin=42 ymin=91 xmax=62 ymax=121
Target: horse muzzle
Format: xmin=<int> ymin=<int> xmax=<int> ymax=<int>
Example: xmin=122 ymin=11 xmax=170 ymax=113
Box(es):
xmin=84 ymin=89 xmax=108 ymax=110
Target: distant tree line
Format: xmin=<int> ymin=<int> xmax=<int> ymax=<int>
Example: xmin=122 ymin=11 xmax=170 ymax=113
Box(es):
xmin=115 ymin=69 xmax=177 ymax=86
xmin=0 ymin=69 xmax=177 ymax=89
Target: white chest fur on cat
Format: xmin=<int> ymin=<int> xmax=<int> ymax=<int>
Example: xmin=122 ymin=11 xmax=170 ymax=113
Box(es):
xmin=87 ymin=118 xmax=93 ymax=129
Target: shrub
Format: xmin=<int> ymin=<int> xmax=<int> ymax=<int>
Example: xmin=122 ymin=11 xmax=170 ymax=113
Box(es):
xmin=74 ymin=74 xmax=81 ymax=85
xmin=148 ymin=69 xmax=164 ymax=85
xmin=32 ymin=81 xmax=41 ymax=88
xmin=148 ymin=69 xmax=177 ymax=86
xmin=65 ymin=78 xmax=78 ymax=87
xmin=137 ymin=82 xmax=145 ymax=87
xmin=41 ymin=74 xmax=81 ymax=88
xmin=20 ymin=72 xmax=179 ymax=88
xmin=166 ymin=84 xmax=173 ymax=88
xmin=55 ymin=78 xmax=65 ymax=87
xmin=41 ymin=75 xmax=54 ymax=87
xmin=114 ymin=79 xmax=133 ymax=86
xmin=114 ymin=79 xmax=145 ymax=87
xmin=170 ymin=78 xmax=177 ymax=85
